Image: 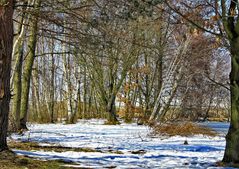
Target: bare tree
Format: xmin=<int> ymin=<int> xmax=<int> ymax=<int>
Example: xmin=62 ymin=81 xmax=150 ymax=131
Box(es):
xmin=164 ymin=0 xmax=239 ymax=164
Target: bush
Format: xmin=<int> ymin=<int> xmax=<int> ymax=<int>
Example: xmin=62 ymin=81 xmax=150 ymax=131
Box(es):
xmin=151 ymin=122 xmax=217 ymax=137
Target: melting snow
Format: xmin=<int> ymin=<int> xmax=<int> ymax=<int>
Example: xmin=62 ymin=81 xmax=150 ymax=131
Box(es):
xmin=10 ymin=119 xmax=233 ymax=168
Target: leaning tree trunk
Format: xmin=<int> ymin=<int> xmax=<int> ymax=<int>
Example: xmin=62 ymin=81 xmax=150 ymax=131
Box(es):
xmin=223 ymin=38 xmax=239 ymax=163
xmin=20 ymin=0 xmax=41 ymax=130
xmin=0 ymin=0 xmax=14 ymax=151
xmin=12 ymin=7 xmax=28 ymax=130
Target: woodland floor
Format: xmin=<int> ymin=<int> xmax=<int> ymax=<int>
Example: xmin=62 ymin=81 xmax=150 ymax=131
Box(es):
xmin=3 ymin=119 xmax=233 ymax=169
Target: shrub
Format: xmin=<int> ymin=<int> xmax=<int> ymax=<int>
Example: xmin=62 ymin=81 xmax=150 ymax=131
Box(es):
xmin=151 ymin=122 xmax=217 ymax=137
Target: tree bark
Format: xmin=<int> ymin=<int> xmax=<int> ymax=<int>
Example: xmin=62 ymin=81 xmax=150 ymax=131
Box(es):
xmin=20 ymin=0 xmax=41 ymax=129
xmin=223 ymin=38 xmax=239 ymax=163
xmin=0 ymin=0 xmax=14 ymax=151
xmin=106 ymin=95 xmax=119 ymax=124
xmin=50 ymin=46 xmax=55 ymax=123
xmin=12 ymin=6 xmax=28 ymax=130
xmin=12 ymin=43 xmax=23 ymax=130
xmin=221 ymin=0 xmax=239 ymax=163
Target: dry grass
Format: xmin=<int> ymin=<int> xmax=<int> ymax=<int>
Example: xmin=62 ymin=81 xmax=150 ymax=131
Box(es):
xmin=151 ymin=122 xmax=218 ymax=137
xmin=207 ymin=117 xmax=228 ymax=122
xmin=0 ymin=150 xmax=73 ymax=169
xmin=2 ymin=140 xmax=126 ymax=169
xmin=9 ymin=141 xmax=100 ymax=153
xmin=104 ymin=120 xmax=121 ymax=125
xmin=9 ymin=140 xmax=124 ymax=154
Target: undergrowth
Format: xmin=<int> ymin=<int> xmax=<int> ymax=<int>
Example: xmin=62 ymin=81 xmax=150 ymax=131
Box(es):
xmin=151 ymin=122 xmax=218 ymax=137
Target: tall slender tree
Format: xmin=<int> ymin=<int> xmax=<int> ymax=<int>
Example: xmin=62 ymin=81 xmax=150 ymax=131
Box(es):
xmin=20 ymin=0 xmax=41 ymax=129
xmin=11 ymin=0 xmax=28 ymax=130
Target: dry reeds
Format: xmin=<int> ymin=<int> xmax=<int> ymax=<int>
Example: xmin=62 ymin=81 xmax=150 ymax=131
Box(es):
xmin=151 ymin=122 xmax=217 ymax=137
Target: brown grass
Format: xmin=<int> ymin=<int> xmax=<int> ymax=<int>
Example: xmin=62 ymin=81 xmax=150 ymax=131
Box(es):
xmin=2 ymin=140 xmax=126 ymax=169
xmin=151 ymin=122 xmax=218 ymax=137
xmin=9 ymin=140 xmax=124 ymax=154
xmin=0 ymin=150 xmax=74 ymax=169
xmin=207 ymin=117 xmax=228 ymax=122
xmin=9 ymin=141 xmax=100 ymax=153
xmin=104 ymin=120 xmax=121 ymax=125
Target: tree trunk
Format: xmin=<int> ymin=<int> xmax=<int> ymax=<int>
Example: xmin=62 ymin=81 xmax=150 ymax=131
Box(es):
xmin=223 ymin=38 xmax=239 ymax=163
xmin=32 ymin=63 xmax=40 ymax=120
xmin=63 ymin=49 xmax=73 ymax=122
xmin=12 ymin=46 xmax=23 ymax=130
xmin=106 ymin=95 xmax=119 ymax=124
xmin=50 ymin=49 xmax=55 ymax=123
xmin=83 ymin=66 xmax=87 ymax=118
xmin=12 ymin=9 xmax=27 ymax=130
xmin=0 ymin=0 xmax=14 ymax=151
xmin=106 ymin=69 xmax=120 ymax=124
xmin=20 ymin=0 xmax=41 ymax=130
xmin=149 ymin=37 xmax=190 ymax=123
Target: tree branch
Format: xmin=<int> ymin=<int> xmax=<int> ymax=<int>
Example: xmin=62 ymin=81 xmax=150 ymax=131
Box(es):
xmin=164 ymin=0 xmax=222 ymax=37
xmin=205 ymin=74 xmax=230 ymax=91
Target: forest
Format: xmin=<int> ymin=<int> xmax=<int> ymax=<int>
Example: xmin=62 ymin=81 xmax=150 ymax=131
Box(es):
xmin=0 ymin=0 xmax=239 ymax=168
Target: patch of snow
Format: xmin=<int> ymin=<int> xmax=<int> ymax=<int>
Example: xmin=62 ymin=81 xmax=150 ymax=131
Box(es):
xmin=10 ymin=119 xmax=232 ymax=168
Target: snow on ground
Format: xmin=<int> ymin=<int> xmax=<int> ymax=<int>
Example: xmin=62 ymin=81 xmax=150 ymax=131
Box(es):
xmin=11 ymin=119 xmax=233 ymax=169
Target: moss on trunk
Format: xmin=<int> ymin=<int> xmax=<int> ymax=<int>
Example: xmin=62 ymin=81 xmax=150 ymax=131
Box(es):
xmin=20 ymin=0 xmax=41 ymax=129
xmin=223 ymin=38 xmax=239 ymax=163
